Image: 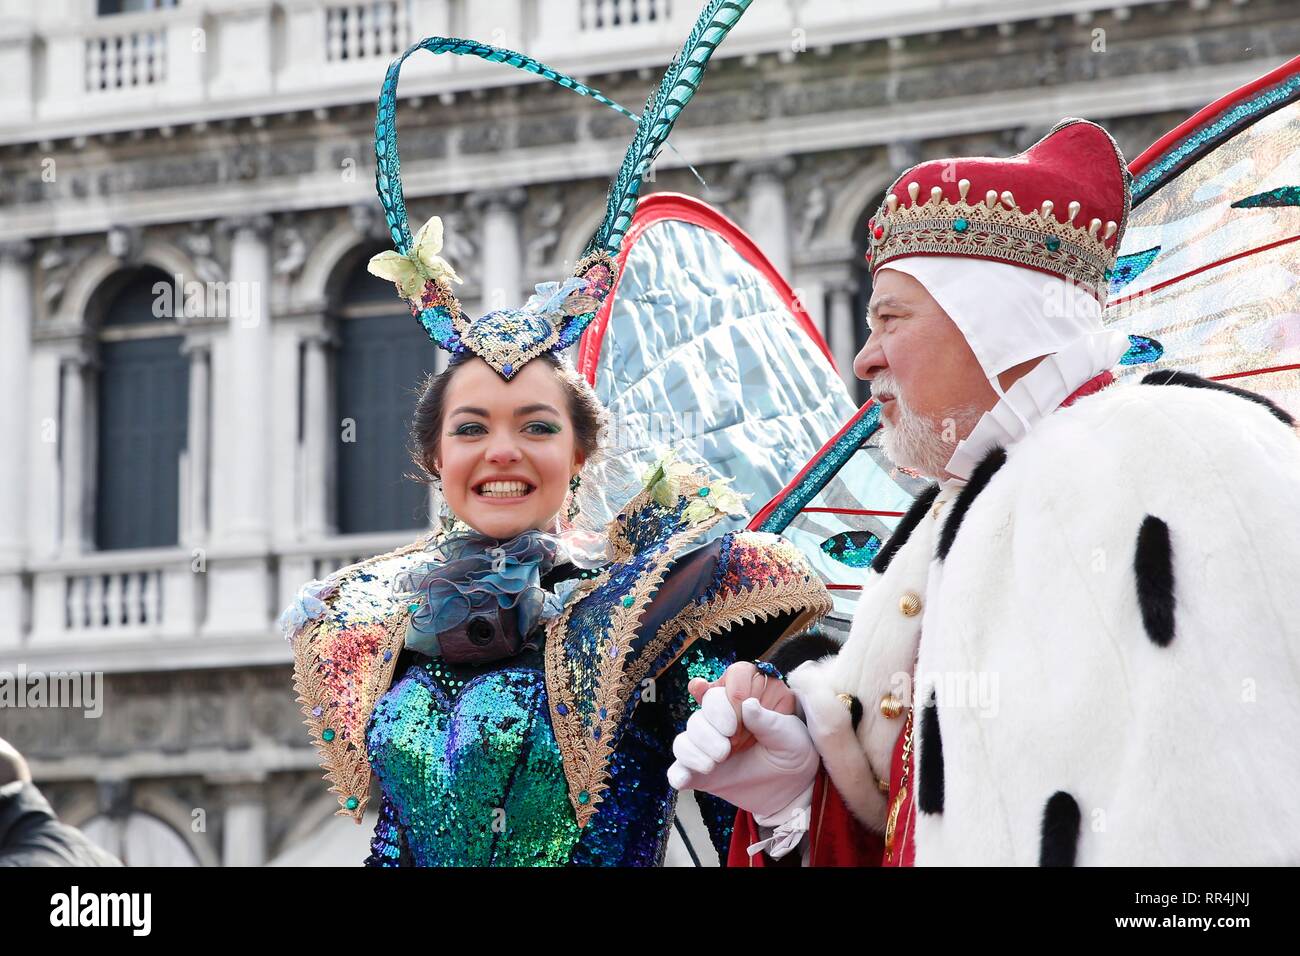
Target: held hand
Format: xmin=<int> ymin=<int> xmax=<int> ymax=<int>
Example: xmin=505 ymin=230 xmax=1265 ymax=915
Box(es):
xmin=667 ymin=688 xmax=819 ymax=820
xmin=687 ymin=661 xmax=796 ymax=753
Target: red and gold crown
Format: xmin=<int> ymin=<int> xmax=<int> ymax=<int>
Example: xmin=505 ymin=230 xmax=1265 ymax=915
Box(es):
xmin=867 ymin=119 xmax=1131 ymax=302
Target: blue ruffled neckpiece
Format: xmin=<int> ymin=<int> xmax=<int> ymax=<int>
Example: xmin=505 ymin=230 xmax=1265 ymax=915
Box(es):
xmin=396 ymin=528 xmax=605 ymax=658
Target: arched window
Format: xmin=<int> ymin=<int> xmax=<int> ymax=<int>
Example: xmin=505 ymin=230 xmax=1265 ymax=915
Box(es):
xmin=332 ymin=253 xmax=439 ymax=534
xmin=94 ymin=266 xmax=188 ymax=551
xmin=81 ymin=812 xmax=199 ymax=866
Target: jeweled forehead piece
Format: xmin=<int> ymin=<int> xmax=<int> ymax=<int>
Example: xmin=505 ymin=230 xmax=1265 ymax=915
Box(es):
xmin=866 ymin=118 xmax=1132 ymax=302
xmin=365 ymin=1 xmax=753 ymax=380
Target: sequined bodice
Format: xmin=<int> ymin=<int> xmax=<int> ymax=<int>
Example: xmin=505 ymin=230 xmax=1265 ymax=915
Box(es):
xmin=365 ymin=647 xmax=582 ymax=866
xmin=365 ymin=640 xmax=719 ymax=866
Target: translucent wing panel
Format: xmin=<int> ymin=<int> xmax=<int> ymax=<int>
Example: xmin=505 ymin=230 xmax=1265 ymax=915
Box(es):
xmin=752 ymin=403 xmax=924 ymax=628
xmin=1108 ymin=243 xmax=1300 ymax=405
xmin=581 ymin=207 xmax=858 ymax=537
xmin=1107 ymin=92 xmax=1300 ymax=409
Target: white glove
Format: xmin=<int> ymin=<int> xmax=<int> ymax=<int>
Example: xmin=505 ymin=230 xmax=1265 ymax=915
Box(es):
xmin=667 ymin=687 xmax=820 ymax=823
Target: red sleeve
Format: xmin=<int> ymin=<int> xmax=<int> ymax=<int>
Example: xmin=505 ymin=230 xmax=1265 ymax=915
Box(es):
xmin=727 ymin=767 xmax=885 ymax=867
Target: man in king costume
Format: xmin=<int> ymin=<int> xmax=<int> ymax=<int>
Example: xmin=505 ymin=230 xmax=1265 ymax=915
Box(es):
xmin=668 ymin=111 xmax=1300 ymax=865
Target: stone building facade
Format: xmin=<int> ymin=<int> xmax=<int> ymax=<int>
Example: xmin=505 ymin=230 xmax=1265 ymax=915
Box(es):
xmin=0 ymin=0 xmax=1293 ymax=864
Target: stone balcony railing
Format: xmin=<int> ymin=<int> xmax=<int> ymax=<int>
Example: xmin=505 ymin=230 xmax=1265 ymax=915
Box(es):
xmin=274 ymin=529 xmax=423 ymax=607
xmin=31 ymin=548 xmax=195 ymax=644
xmin=0 ymin=0 xmax=1174 ymax=139
xmin=82 ymin=15 xmax=169 ymax=94
xmin=0 ymin=529 xmax=422 ymax=672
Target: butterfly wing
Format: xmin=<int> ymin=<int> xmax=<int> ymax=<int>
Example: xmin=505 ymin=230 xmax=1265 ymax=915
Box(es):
xmin=746 ymin=403 xmax=925 ymax=633
xmin=574 ymin=193 xmax=858 ymax=543
xmin=1105 ymin=55 xmax=1300 ymax=409
xmin=366 ymin=250 xmax=424 ymax=302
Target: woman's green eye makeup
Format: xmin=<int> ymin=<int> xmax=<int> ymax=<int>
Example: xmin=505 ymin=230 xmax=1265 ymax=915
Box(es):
xmin=450 ymin=421 xmax=560 ymax=436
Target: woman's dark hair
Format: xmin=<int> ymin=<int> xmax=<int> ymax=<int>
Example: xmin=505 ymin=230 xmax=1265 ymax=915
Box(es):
xmin=409 ymin=352 xmax=607 ymax=482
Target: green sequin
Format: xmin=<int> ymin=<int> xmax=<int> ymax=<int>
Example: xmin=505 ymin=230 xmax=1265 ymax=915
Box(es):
xmin=366 ymin=667 xmax=581 ymax=866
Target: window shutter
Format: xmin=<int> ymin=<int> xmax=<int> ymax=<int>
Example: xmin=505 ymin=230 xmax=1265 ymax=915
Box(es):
xmin=335 ymin=314 xmax=437 ymax=533
xmin=95 ymin=336 xmax=188 ymax=550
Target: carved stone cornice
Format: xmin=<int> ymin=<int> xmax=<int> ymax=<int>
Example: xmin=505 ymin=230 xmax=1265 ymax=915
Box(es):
xmin=179 ymin=333 xmax=216 ymax=358
xmin=736 ymin=155 xmax=798 ymax=185
xmin=105 ymin=225 xmax=142 ymax=263
xmin=886 ymin=140 xmax=922 ymax=175
xmin=466 ymin=187 xmax=528 ymax=216
xmin=219 ymin=214 xmax=275 ymax=240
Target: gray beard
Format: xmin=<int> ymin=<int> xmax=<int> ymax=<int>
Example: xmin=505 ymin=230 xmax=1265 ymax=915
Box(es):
xmin=879 ymin=399 xmax=985 ymax=479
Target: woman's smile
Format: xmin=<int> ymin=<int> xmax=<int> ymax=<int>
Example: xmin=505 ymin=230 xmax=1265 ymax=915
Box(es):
xmin=473 ymin=477 xmax=537 ymax=501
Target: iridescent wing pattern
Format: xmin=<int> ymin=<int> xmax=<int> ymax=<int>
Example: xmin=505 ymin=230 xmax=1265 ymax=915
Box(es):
xmin=1106 ymin=56 xmax=1300 ymax=409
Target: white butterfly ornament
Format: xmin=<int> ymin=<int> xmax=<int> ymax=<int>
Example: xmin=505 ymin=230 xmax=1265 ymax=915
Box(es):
xmin=366 ymin=215 xmax=463 ymax=303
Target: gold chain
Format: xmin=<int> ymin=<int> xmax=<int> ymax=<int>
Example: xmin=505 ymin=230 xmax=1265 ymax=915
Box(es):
xmin=883 ymin=707 xmax=914 ymax=860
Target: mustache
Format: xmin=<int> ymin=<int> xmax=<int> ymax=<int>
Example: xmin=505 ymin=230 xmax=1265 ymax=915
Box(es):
xmin=869 ymin=371 xmax=902 ymax=404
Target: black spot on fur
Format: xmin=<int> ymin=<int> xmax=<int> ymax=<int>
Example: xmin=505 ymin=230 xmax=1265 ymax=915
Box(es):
xmin=768 ymin=630 xmax=841 ymax=676
xmin=871 ymin=484 xmax=940 ymax=575
xmin=1142 ymin=369 xmax=1295 ymax=426
xmin=847 ymin=695 xmax=864 ymax=732
xmin=917 ymin=688 xmax=944 ymax=815
xmin=936 ymin=446 xmax=1007 ymax=561
xmin=1134 ymin=515 xmax=1176 ymax=647
xmin=1039 ymin=792 xmax=1082 ymax=866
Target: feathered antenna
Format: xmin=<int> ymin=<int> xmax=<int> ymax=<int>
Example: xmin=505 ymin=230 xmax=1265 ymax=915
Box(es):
xmin=368 ymin=5 xmax=756 ymax=373
xmin=375 ymin=37 xmax=642 ymax=256
xmin=587 ymin=0 xmax=755 ymax=259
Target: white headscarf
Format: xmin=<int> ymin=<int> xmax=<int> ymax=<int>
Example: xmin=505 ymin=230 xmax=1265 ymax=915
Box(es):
xmin=879 ymin=256 xmax=1130 ymax=481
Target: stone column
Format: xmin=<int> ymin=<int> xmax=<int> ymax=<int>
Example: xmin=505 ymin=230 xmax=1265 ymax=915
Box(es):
xmin=0 ymin=241 xmax=33 ymax=647
xmin=0 ymin=241 xmax=33 ymax=561
xmin=792 ymin=275 xmax=827 ymax=342
xmin=205 ymin=217 xmax=274 ymax=636
xmin=299 ymin=328 xmax=336 ymax=540
xmin=469 ymin=188 xmax=527 ymax=313
xmin=59 ymin=346 xmax=96 ymax=556
xmin=827 ymin=278 xmax=861 ymax=394
xmin=180 ymin=336 xmax=212 ymax=547
xmin=741 ymin=157 xmax=797 ymax=279
xmin=218 ymin=777 xmax=267 ymax=867
xmin=215 ymin=216 xmax=273 ymax=550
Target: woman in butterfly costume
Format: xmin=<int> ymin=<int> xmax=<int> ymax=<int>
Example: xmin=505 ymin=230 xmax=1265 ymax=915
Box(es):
xmin=280 ymin=0 xmax=832 ymax=867
xmin=671 ymin=56 xmax=1300 ymax=866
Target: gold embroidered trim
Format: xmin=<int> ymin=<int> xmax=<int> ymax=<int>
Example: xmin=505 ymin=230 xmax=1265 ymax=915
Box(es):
xmin=290 ymin=537 xmax=427 ymax=822
xmin=648 ymin=573 xmax=833 ymax=680
xmin=870 ymin=176 xmax=1125 ymax=299
xmin=434 ymin=249 xmax=620 ymax=379
xmin=544 ymin=480 xmax=722 ymax=828
xmin=454 ymin=309 xmax=561 ymax=379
